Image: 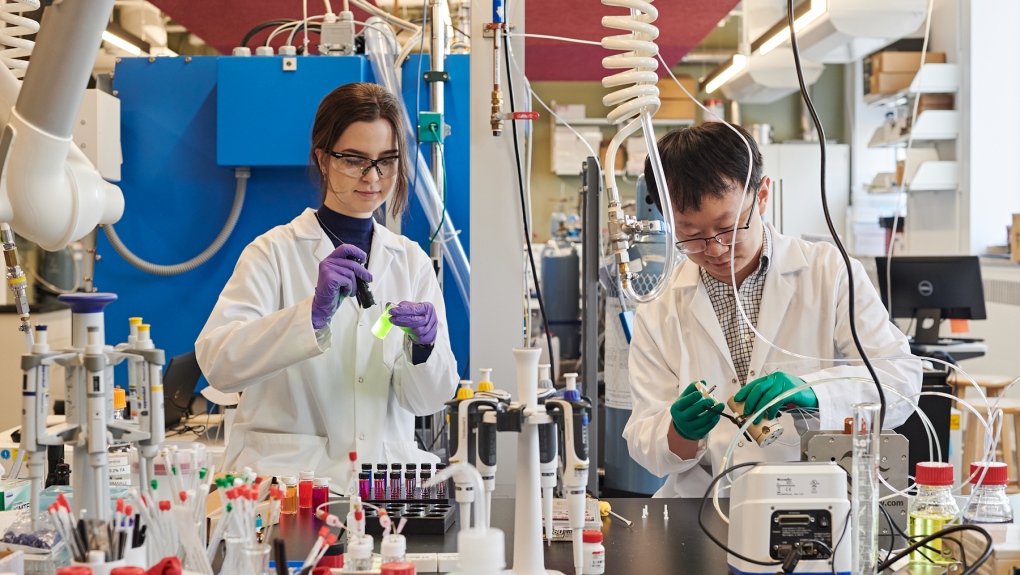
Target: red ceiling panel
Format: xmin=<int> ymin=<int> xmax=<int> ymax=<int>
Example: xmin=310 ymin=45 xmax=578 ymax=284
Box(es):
xmin=150 ymin=0 xmax=738 ymax=81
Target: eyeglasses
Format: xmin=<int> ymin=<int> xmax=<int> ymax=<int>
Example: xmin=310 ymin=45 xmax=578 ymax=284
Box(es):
xmin=674 ymin=197 xmax=758 ymax=255
xmin=327 ymin=151 xmax=400 ymax=179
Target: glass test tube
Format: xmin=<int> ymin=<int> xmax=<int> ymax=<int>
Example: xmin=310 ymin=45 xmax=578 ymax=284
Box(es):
xmin=852 ymin=403 xmax=881 ymax=575
xmin=374 ymin=464 xmax=387 ymax=500
xmin=405 ymin=471 xmax=417 ymax=500
xmin=390 ymin=463 xmax=403 ymax=500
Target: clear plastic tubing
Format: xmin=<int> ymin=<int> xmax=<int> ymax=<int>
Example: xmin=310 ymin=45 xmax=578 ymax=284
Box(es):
xmin=852 ymin=403 xmax=881 ymax=575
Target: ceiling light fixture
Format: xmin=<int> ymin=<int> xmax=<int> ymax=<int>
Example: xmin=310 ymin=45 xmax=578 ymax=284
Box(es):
xmin=704 ymin=54 xmax=747 ymax=94
xmin=754 ymin=0 xmax=827 ymax=56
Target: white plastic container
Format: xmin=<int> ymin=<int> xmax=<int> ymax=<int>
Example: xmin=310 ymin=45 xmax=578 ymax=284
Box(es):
xmin=581 ymin=530 xmax=605 ymax=575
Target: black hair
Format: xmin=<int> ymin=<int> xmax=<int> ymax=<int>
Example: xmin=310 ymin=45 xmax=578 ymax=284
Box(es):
xmin=643 ymin=122 xmax=763 ymax=214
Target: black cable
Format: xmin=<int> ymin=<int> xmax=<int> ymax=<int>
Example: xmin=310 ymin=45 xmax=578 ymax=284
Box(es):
xmin=241 ymin=19 xmax=292 ymax=48
xmin=698 ymin=462 xmax=784 ymax=568
xmin=502 ymin=33 xmax=555 ymax=359
xmin=786 ymin=0 xmax=887 ymax=428
xmin=876 ymin=524 xmax=991 ymax=575
xmin=878 ymin=504 xmax=900 ymax=565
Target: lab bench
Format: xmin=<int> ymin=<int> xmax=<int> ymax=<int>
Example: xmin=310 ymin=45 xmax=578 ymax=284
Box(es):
xmin=273 ymin=497 xmax=954 ymax=574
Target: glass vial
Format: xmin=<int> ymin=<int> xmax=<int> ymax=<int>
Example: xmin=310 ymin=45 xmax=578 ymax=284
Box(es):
xmin=909 ymin=462 xmax=959 ymax=565
xmin=436 ymin=463 xmax=448 ymax=499
xmin=298 ymin=470 xmax=314 ymax=509
xmin=374 ymin=464 xmax=388 ymax=500
xmin=281 ymin=476 xmax=298 ymax=515
xmin=404 ymin=471 xmax=417 ymax=500
xmin=313 ymin=477 xmax=331 ymax=509
xmin=420 ymin=471 xmax=433 ymax=500
xmin=390 ymin=464 xmax=403 ymax=500
xmin=964 ymin=462 xmax=1014 ymax=524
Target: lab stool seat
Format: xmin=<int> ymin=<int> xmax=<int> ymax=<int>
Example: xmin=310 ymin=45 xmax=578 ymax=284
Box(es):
xmin=950 ymin=372 xmax=1020 ymax=493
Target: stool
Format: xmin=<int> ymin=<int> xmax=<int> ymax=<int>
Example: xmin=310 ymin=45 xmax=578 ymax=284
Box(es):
xmin=951 ymin=373 xmax=1019 ymax=492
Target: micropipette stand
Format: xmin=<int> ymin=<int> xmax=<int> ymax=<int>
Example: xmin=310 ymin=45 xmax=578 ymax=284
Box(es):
xmin=507 ymin=347 xmax=564 ymax=575
xmin=21 ymin=293 xmax=167 ymax=533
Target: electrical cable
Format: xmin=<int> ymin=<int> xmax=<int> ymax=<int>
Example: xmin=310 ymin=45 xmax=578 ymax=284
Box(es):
xmin=786 ymin=0 xmax=886 ymax=428
xmin=503 ymin=32 xmax=554 ymax=359
xmin=241 ymin=19 xmax=293 ymax=48
xmin=829 ymin=509 xmax=851 ymax=575
xmin=876 ymin=524 xmax=990 ymax=575
xmin=698 ymin=462 xmax=783 ymax=568
xmin=426 ymin=123 xmax=447 ymax=249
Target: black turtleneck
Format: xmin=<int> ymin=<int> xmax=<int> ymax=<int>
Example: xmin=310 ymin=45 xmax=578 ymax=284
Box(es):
xmin=315 ymin=204 xmax=374 ymax=258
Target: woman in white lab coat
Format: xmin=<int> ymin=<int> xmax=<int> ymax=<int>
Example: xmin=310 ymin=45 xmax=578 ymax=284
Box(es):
xmin=623 ymin=124 xmax=922 ymax=497
xmin=196 ymin=83 xmax=458 ymax=489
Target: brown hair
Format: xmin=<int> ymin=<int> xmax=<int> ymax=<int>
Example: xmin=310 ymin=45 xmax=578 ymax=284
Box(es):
xmin=310 ymin=82 xmax=410 ymax=216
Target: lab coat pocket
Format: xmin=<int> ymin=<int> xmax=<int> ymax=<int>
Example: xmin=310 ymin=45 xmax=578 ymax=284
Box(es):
xmin=381 ymin=330 xmax=403 ymax=370
xmin=238 ymin=430 xmax=327 ymax=477
xmin=384 ymin=440 xmax=440 ymax=465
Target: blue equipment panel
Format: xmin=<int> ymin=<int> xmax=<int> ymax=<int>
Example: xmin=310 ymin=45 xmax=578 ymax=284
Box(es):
xmin=217 ymin=56 xmax=368 ymax=166
xmin=401 ymin=54 xmax=470 ymax=377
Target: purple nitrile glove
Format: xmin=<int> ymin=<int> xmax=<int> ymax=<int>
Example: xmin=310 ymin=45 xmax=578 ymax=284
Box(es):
xmin=311 ymin=244 xmax=373 ymax=330
xmin=387 ymin=301 xmax=438 ymax=346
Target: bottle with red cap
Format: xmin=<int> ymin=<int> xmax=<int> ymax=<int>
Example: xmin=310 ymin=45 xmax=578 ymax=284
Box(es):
xmin=581 ymin=530 xmax=605 ymax=575
xmin=964 ymin=462 xmax=1014 ymax=524
xmin=908 ymin=462 xmax=958 ymax=565
xmin=380 ymin=561 xmax=416 ymax=575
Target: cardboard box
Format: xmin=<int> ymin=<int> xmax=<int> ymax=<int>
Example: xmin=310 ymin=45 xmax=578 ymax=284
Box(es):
xmin=1011 ymin=214 xmax=1020 ymax=263
xmin=544 ymin=498 xmax=602 ymax=542
xmin=1 ymin=480 xmax=29 ymax=511
xmin=870 ymin=72 xmax=916 ymax=95
xmin=872 ymin=51 xmax=946 ymax=73
xmin=657 ymin=99 xmax=696 ymax=119
xmin=656 ymin=75 xmax=696 ymax=100
xmin=599 ymin=139 xmax=625 ymax=171
xmin=916 ymin=94 xmax=955 ymax=114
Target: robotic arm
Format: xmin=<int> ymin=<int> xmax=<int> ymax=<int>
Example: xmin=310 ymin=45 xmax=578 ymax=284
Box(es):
xmin=0 ymin=0 xmax=123 ymax=251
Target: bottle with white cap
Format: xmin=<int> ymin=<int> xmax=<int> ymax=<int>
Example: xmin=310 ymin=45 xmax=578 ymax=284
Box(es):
xmin=380 ymin=533 xmax=406 ymax=564
xmin=345 ymin=534 xmax=374 ymax=572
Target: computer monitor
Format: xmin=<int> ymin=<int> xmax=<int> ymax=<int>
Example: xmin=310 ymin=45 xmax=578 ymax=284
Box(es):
xmin=163 ymin=352 xmax=202 ymax=430
xmin=875 ymin=256 xmax=987 ymax=344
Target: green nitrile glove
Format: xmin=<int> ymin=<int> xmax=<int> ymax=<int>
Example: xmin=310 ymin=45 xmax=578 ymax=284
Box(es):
xmin=733 ymin=371 xmax=818 ymax=424
xmin=670 ymin=381 xmax=724 ymax=441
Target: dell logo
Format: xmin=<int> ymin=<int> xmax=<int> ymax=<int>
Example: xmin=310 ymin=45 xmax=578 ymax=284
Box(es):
xmin=918 ymin=280 xmax=934 ymax=297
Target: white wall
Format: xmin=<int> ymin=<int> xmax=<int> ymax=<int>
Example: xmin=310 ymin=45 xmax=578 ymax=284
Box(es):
xmin=469 ymin=0 xmax=526 ymax=492
xmin=960 ymin=0 xmax=1020 ymax=255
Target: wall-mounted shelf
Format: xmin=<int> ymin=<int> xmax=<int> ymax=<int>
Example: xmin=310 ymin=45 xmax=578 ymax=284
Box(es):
xmin=906 ymin=160 xmax=958 ymax=192
xmin=865 ymin=63 xmax=961 ymax=107
xmin=868 ymin=110 xmax=959 ymax=148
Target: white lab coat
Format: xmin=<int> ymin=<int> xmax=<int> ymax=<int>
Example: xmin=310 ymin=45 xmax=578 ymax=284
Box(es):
xmin=623 ymin=225 xmax=922 ymax=497
xmin=196 ymin=208 xmax=458 ymax=489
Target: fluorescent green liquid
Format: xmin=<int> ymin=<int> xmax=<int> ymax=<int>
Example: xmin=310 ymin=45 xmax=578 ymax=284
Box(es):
xmin=908 ymin=513 xmax=956 ymax=565
xmin=371 ymin=305 xmax=395 ymax=339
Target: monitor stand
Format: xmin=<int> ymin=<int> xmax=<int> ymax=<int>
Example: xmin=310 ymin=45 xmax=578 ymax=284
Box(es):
xmin=913 ymin=308 xmax=942 ymax=345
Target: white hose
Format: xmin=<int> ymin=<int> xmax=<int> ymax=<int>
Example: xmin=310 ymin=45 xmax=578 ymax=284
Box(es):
xmin=601 ymin=0 xmax=678 ymax=304
xmin=0 ymin=0 xmax=39 ymax=79
xmin=102 ymin=167 xmax=249 ymax=276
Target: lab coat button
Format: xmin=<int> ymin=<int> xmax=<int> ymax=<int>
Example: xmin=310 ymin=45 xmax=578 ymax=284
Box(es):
xmin=749 ymin=370 xmax=755 ymax=377
xmin=732 ymin=378 xmax=737 ymax=384
xmin=359 ymin=433 xmax=366 ymax=440
xmin=358 ymin=377 xmax=364 ymax=383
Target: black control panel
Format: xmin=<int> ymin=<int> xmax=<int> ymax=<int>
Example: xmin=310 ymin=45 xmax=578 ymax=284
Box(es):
xmin=769 ymin=509 xmax=834 ymax=561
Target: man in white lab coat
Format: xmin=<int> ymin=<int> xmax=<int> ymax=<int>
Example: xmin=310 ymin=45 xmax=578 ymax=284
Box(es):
xmin=623 ymin=123 xmax=922 ymax=497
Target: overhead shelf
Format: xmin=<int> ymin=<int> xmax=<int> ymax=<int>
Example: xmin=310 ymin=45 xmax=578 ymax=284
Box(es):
xmin=868 ymin=110 xmax=959 ymax=148
xmin=865 ymin=63 xmax=961 ymax=107
xmin=906 ymin=160 xmax=958 ymax=192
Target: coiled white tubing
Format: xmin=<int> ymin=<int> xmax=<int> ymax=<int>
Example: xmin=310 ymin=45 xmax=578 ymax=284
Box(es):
xmin=601 ymin=0 xmax=660 ymax=125
xmin=0 ymin=0 xmax=40 ymax=79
